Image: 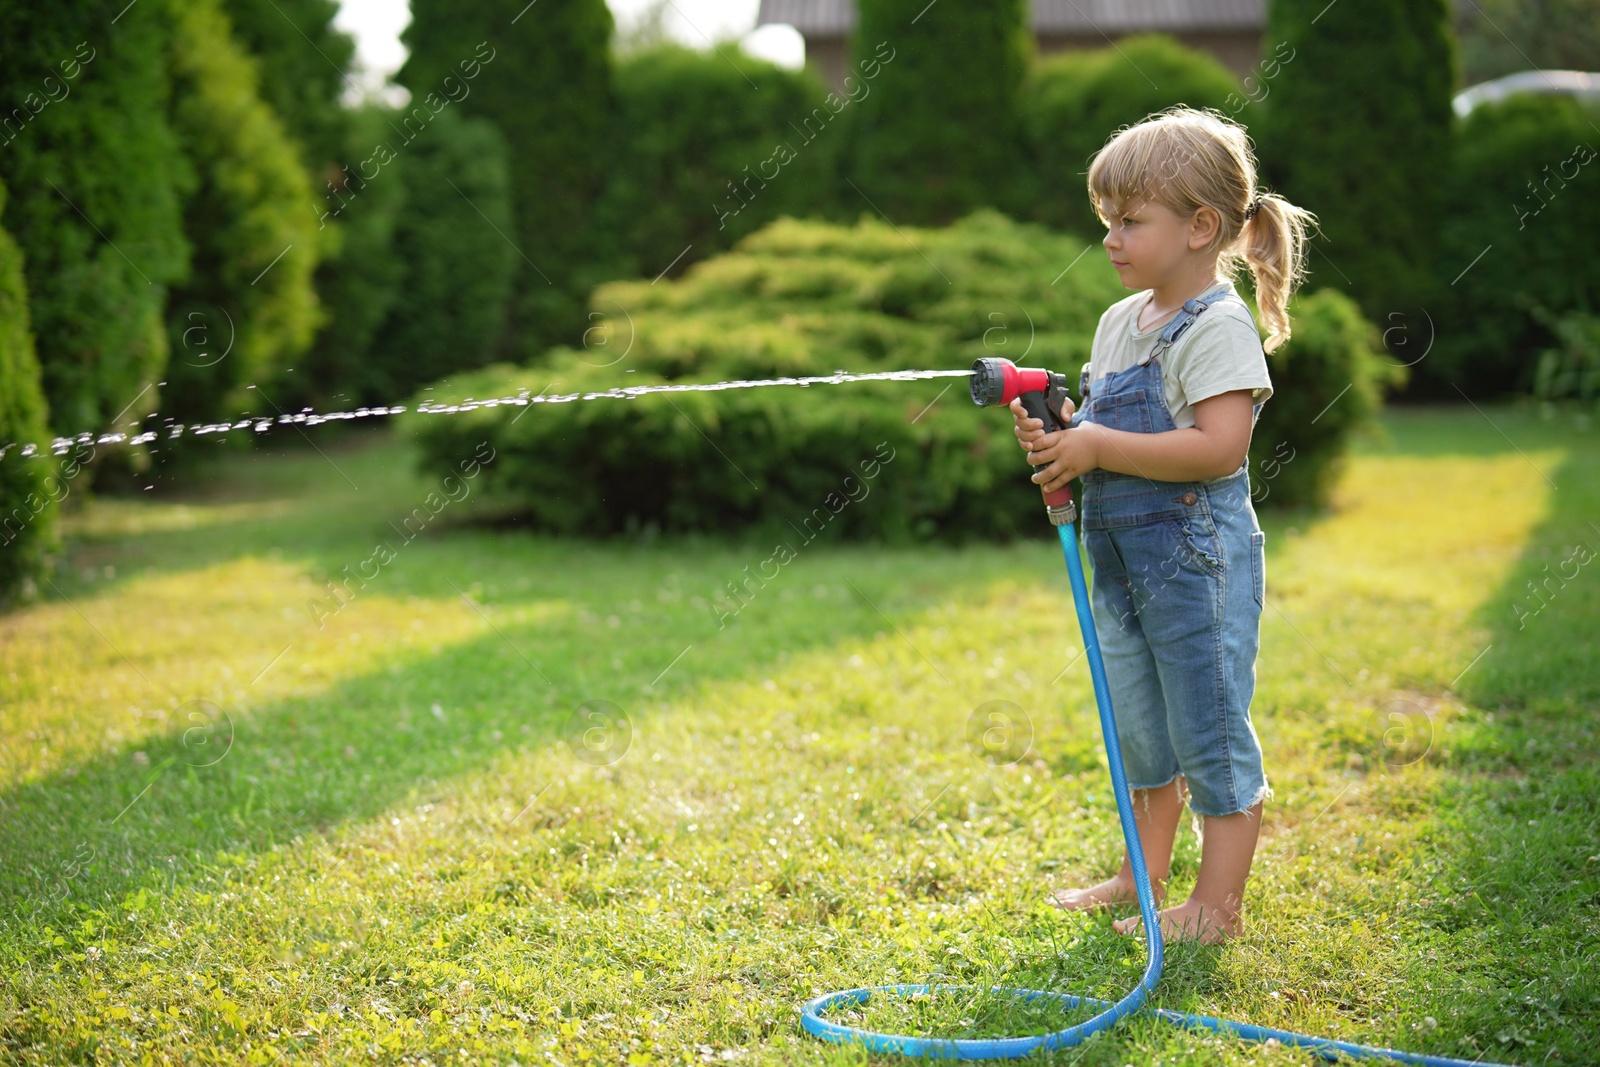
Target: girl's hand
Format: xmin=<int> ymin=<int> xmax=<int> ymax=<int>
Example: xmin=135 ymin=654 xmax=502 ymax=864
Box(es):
xmin=1024 ymin=420 xmax=1101 ymax=494
xmin=1009 ymin=396 xmax=1075 ymax=448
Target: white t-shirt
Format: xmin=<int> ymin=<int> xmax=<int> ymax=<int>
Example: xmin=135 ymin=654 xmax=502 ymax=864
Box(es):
xmin=1086 ymin=279 xmax=1273 ymax=434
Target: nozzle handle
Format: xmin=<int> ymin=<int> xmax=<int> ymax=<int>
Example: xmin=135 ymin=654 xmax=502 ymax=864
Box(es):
xmin=1018 ymin=392 xmax=1074 ymax=509
xmin=1018 ymin=391 xmax=1063 ymax=435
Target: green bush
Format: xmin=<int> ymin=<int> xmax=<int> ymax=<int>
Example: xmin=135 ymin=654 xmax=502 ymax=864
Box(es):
xmin=1015 ymin=34 xmax=1241 ymax=237
xmin=0 ymin=181 xmax=59 ymax=607
xmin=1422 ymin=94 xmax=1600 ymax=397
xmin=1245 ymin=288 xmax=1406 ymax=510
xmin=1255 ymin=0 xmax=1456 ymax=326
xmin=588 ymin=44 xmax=838 ymax=287
xmin=837 ymin=0 xmax=1031 ymax=226
xmin=403 ymin=210 xmax=1115 ymax=543
xmin=404 ymin=211 xmax=1390 ymax=539
xmin=1530 ymin=308 xmax=1600 ymax=410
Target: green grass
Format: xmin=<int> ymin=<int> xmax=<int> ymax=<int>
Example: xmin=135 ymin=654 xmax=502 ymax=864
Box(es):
xmin=1 ymin=403 xmax=1596 ymax=1065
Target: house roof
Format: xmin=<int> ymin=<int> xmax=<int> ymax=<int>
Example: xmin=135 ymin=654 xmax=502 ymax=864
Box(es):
xmin=755 ymin=0 xmax=1266 ymax=39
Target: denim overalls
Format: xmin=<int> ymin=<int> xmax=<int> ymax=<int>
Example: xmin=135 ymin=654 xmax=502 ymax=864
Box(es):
xmin=1066 ymin=281 xmax=1270 ymax=817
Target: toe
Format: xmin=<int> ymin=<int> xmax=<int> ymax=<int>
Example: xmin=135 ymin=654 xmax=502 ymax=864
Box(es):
xmin=1045 ymin=887 xmax=1097 ymax=911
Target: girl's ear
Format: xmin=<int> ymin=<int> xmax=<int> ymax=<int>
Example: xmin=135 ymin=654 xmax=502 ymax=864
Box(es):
xmin=1187 ymin=206 xmax=1221 ymax=249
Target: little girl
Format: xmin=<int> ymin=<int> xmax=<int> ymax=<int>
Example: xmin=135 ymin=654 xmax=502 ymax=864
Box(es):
xmin=1011 ymin=106 xmax=1317 ymax=944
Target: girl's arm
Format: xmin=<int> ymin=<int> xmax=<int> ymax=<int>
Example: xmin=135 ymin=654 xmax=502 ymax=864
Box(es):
xmin=1022 ymin=390 xmax=1255 ymax=491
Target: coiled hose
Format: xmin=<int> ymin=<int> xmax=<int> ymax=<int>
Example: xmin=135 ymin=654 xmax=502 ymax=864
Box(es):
xmin=799 ymin=521 xmax=1516 ymax=1065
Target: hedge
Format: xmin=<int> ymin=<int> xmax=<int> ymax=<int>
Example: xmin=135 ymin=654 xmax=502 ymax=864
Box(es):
xmin=1243 ymin=287 xmax=1406 ymax=509
xmin=1015 ymin=34 xmax=1241 ymax=237
xmin=160 ymin=0 xmax=322 ymax=428
xmin=403 ymin=210 xmax=1392 ymax=541
xmin=363 ymin=109 xmax=516 ymax=402
xmin=281 ymin=105 xmax=410 ymax=414
xmin=1255 ymin=0 xmax=1456 ymax=327
xmin=839 ymin=0 xmax=1031 ymax=227
xmin=219 ymin=0 xmax=353 ymax=170
xmin=1421 ymin=94 xmax=1600 ymax=397
xmin=0 ymin=180 xmax=58 ymax=606
xmin=400 ymin=0 xmax=615 ymax=361
xmin=0 ymin=0 xmax=189 ymax=446
xmin=587 ymin=44 xmax=838 ymax=289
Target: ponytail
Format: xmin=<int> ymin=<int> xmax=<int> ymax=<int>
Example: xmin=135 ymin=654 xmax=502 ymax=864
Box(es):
xmin=1231 ymin=191 xmax=1319 ymax=354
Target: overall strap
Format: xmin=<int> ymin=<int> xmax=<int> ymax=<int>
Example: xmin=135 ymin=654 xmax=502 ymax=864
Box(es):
xmin=1138 ymin=280 xmax=1235 ymax=366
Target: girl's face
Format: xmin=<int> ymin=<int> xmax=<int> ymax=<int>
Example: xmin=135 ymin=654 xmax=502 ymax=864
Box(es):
xmin=1099 ymin=195 xmax=1201 ymax=291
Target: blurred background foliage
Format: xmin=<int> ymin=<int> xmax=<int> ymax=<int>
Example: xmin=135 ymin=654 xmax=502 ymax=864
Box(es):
xmin=399 ymin=0 xmax=615 ymax=363
xmin=836 ymin=0 xmax=1032 ymax=227
xmin=1254 ymin=0 xmax=1457 ymax=336
xmin=1451 ymin=0 xmax=1600 ymax=83
xmin=160 ymin=0 xmax=324 ymax=431
xmin=1014 ymin=33 xmax=1242 ymax=237
xmin=1 ymin=0 xmax=1595 ymax=602
xmin=1428 ymin=94 xmax=1600 ymax=397
xmin=587 ymin=43 xmax=839 ymax=284
xmin=0 ymin=178 xmax=57 ymax=600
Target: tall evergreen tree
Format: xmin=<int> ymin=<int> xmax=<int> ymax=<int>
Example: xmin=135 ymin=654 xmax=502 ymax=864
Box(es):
xmin=398 ymin=0 xmax=615 ymax=362
xmin=160 ymin=0 xmax=323 ymax=428
xmin=220 ymin=0 xmax=355 ymax=170
xmin=588 ymin=44 xmax=836 ymax=285
xmin=0 ymin=0 xmax=190 ymax=447
xmin=1255 ymin=0 xmax=1456 ymax=328
xmin=281 ymin=105 xmax=410 ymax=413
xmin=366 ymin=110 xmax=516 ymax=402
xmin=838 ymin=0 xmax=1031 ymax=226
xmin=0 ymin=179 xmax=58 ymax=607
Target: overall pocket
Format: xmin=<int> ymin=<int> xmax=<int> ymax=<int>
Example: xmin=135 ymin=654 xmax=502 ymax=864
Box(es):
xmin=1162 ymin=517 xmax=1225 ymax=578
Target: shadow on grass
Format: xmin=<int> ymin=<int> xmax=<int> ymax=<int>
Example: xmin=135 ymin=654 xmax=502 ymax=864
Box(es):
xmin=1398 ymin=415 xmax=1599 ymax=1066
xmin=1 ymin=427 xmax=1065 ymax=929
xmin=41 ymin=426 xmax=452 ymax=603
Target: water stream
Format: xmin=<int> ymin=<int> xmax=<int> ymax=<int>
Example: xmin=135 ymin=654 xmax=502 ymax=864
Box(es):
xmin=0 ymin=368 xmax=975 ymax=461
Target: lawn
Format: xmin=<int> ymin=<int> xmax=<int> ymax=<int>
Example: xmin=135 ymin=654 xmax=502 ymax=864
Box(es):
xmin=1 ymin=402 xmax=1596 ymax=1065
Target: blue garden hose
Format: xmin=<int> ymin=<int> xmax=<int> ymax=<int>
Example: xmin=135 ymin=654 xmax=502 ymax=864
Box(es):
xmin=799 ymin=521 xmax=1516 ymax=1065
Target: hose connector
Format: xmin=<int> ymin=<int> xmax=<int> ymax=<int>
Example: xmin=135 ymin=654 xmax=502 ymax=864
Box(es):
xmin=1046 ymin=499 xmax=1077 ymax=527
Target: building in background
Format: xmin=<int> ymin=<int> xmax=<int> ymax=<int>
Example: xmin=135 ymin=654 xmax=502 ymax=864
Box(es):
xmin=755 ymin=0 xmax=1266 ymax=91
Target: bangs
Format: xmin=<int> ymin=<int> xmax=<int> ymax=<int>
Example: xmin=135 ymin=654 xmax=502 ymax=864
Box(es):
xmin=1086 ymin=122 xmax=1186 ymax=224
xmin=1086 ymin=109 xmax=1241 ymax=225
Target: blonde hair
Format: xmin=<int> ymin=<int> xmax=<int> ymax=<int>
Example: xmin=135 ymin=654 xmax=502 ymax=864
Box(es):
xmin=1086 ymin=106 xmax=1318 ymax=353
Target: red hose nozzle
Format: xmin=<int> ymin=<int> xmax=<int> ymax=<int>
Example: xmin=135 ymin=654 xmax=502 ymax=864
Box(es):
xmin=970 ymin=357 xmax=1077 ymax=522
xmin=968 ymin=357 xmax=1056 ymax=408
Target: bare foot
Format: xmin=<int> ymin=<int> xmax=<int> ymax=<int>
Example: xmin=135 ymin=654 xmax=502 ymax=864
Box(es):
xmin=1112 ymin=897 xmax=1241 ymax=944
xmin=1045 ymin=874 xmax=1165 ymax=912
